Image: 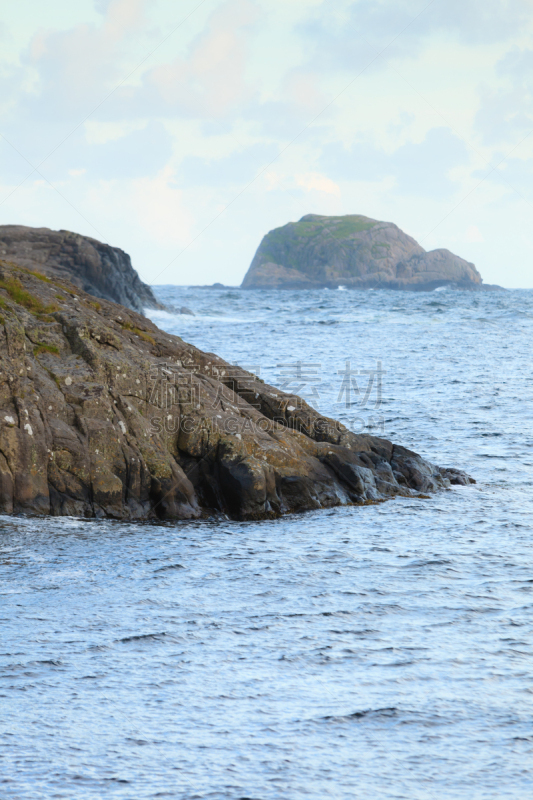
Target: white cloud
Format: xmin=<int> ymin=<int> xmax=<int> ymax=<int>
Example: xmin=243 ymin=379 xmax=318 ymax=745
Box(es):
xmin=129 ymin=166 xmax=193 ymax=247
xmin=465 ymin=224 xmax=485 ymax=242
xmin=145 ymin=0 xmax=259 ymax=118
xmin=84 ymin=120 xmax=147 ymax=145
xmin=296 ymin=172 xmax=340 ymax=196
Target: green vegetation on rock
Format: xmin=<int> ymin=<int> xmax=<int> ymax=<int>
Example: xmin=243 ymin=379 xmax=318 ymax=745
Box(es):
xmin=0 ymin=275 xmax=57 ymax=315
xmin=33 ymin=343 xmax=60 ymax=357
xmin=241 ymin=213 xmax=482 ymax=290
xmin=119 ymin=319 xmax=156 ymax=345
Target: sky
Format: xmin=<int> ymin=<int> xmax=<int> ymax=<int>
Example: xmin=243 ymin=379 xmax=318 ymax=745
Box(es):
xmin=1 ymin=0 xmax=533 ymax=288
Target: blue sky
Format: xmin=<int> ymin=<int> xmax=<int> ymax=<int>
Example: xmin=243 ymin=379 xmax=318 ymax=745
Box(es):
xmin=1 ymin=0 xmax=533 ymax=287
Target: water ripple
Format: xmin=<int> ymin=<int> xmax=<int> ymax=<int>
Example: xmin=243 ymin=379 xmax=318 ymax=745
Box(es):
xmin=2 ymin=287 xmax=533 ymax=798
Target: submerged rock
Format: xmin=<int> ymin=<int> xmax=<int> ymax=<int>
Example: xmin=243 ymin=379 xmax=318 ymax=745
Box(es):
xmin=242 ymin=214 xmax=483 ymax=291
xmin=0 ymin=225 xmax=163 ymax=314
xmin=0 ymin=259 xmax=473 ymax=520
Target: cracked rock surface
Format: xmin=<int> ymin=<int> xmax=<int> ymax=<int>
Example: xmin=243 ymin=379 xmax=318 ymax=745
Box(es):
xmin=0 ymin=260 xmax=474 ymax=520
xmin=0 ymin=225 xmax=162 ymax=313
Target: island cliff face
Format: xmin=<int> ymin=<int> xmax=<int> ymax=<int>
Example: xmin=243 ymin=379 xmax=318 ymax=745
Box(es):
xmin=0 ymin=259 xmax=473 ymax=520
xmin=0 ymin=225 xmax=162 ymax=314
xmin=242 ymin=214 xmax=482 ymax=291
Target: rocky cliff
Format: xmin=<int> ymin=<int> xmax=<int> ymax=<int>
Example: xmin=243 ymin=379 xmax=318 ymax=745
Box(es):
xmin=0 ymin=259 xmax=473 ymax=520
xmin=0 ymin=225 xmax=162 ymax=314
xmin=242 ymin=214 xmax=483 ymax=291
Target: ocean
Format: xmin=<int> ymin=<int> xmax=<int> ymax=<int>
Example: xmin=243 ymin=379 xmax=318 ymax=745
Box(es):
xmin=2 ymin=285 xmax=533 ymax=799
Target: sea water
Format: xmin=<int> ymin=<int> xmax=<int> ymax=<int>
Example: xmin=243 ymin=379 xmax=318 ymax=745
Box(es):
xmin=2 ymin=287 xmax=533 ymax=799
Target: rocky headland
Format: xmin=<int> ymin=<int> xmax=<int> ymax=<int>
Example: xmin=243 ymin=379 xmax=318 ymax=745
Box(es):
xmin=0 ymin=225 xmax=162 ymax=313
xmin=242 ymin=214 xmax=486 ymax=291
xmin=0 ymin=258 xmax=473 ymax=520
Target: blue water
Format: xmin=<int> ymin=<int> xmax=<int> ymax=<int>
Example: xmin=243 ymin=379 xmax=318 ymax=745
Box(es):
xmin=2 ymin=287 xmax=533 ymax=799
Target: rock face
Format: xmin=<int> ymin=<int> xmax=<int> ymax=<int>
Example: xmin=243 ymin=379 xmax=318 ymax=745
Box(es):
xmin=0 ymin=225 xmax=163 ymax=314
xmin=242 ymin=214 xmax=483 ymax=291
xmin=0 ymin=259 xmax=473 ymax=520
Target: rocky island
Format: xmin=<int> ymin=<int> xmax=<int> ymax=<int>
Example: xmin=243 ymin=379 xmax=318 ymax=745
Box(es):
xmin=242 ymin=214 xmax=484 ymax=291
xmin=0 ymin=257 xmax=472 ymax=520
xmin=0 ymin=225 xmax=162 ymax=313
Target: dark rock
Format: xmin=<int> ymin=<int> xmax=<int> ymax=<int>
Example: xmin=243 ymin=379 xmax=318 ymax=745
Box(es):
xmin=242 ymin=214 xmax=483 ymax=291
xmin=0 ymin=258 xmax=474 ymax=520
xmin=0 ymin=225 xmax=163 ymax=314
xmin=479 ymin=283 xmax=506 ymax=291
xmin=191 ymin=283 xmax=234 ymax=289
